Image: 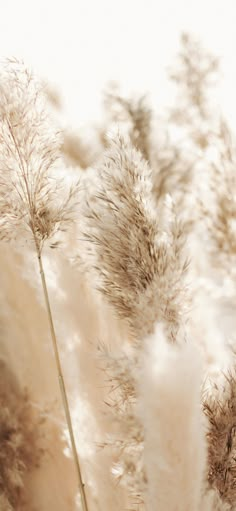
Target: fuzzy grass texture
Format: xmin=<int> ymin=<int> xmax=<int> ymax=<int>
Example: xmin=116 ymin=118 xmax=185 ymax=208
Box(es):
xmin=0 ymin=34 xmax=236 ymax=511
xmin=0 ymin=361 xmax=41 ymax=511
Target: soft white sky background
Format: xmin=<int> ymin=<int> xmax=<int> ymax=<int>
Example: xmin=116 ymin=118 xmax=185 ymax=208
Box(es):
xmin=1 ymin=0 xmax=236 ymax=128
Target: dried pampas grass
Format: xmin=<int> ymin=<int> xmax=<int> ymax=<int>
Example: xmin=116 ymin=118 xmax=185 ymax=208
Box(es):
xmin=1 ymin=33 xmax=236 ymax=511
xmin=0 ymin=361 xmax=41 ymax=511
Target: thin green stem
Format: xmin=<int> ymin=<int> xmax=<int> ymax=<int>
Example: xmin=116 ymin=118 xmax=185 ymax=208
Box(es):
xmin=34 ymin=238 xmax=88 ymax=511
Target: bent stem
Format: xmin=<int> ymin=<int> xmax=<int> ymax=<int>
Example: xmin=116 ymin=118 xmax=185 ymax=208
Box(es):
xmin=35 ymin=238 xmax=88 ymax=511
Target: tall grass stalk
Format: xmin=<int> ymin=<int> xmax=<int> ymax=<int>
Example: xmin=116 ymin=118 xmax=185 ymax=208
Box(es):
xmin=34 ymin=235 xmax=89 ymax=511
xmin=0 ymin=61 xmax=89 ymax=511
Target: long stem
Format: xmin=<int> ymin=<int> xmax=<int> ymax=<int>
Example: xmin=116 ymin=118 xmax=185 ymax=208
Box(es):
xmin=6 ymin=113 xmax=88 ymax=509
xmin=35 ymin=240 xmax=88 ymax=511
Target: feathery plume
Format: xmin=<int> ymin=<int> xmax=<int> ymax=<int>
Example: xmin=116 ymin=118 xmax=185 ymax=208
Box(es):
xmin=204 ymin=371 xmax=236 ymax=507
xmin=0 ymin=60 xmax=88 ymax=511
xmin=83 ymin=135 xmax=189 ymax=339
xmin=97 ymin=340 xmax=143 ymax=499
xmin=0 ymin=361 xmax=41 ymax=511
xmin=0 ymin=59 xmax=78 ymax=249
xmin=104 ymin=88 xmax=151 ymax=161
xmin=202 ymin=118 xmax=236 ymax=279
xmin=170 ymin=32 xmax=219 ymax=128
xmin=138 ymin=326 xmax=207 ymax=511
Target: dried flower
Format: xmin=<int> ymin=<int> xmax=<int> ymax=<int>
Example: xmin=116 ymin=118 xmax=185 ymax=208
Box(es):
xmin=0 ymin=59 xmax=78 ymax=252
xmin=0 ymin=360 xmax=42 ymax=510
xmin=0 ymin=59 xmax=88 ymax=511
xmin=104 ymin=88 xmax=151 ymax=161
xmin=82 ymin=135 xmax=188 ymax=339
xmin=139 ymin=326 xmax=207 ymax=511
xmin=204 ymin=371 xmax=236 ymax=507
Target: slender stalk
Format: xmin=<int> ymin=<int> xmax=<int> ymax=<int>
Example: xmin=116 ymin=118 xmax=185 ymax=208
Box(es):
xmin=4 ymin=87 xmax=88 ymax=509
xmin=34 ymin=238 xmax=88 ymax=511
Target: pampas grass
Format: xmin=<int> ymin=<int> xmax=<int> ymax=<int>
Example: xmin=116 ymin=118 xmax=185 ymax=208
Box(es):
xmin=1 ymin=33 xmax=236 ymax=511
xmin=0 ymin=361 xmax=41 ymax=510
xmin=0 ymin=60 xmax=87 ymax=511
xmin=82 ymin=135 xmax=188 ymax=340
xmin=139 ymin=326 xmax=206 ymax=511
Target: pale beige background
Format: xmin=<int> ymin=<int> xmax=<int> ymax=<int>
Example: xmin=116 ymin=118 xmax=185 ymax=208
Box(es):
xmin=0 ymin=0 xmax=235 ymax=127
